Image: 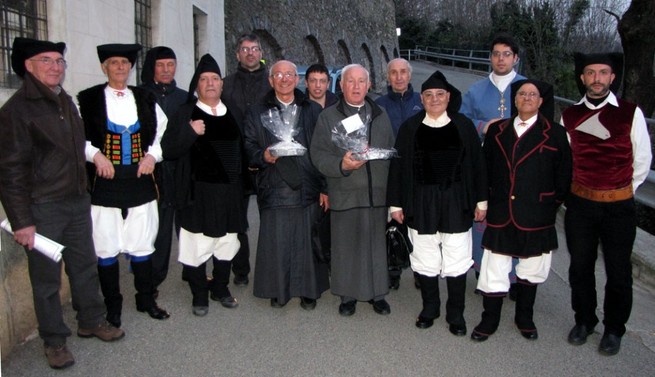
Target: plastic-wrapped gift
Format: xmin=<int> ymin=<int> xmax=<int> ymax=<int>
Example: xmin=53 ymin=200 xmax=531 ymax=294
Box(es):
xmin=331 ymin=113 xmax=397 ymax=160
xmin=260 ymin=105 xmax=307 ymax=156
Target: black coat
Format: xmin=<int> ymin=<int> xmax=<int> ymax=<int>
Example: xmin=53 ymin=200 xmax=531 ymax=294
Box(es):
xmin=244 ymin=89 xmax=325 ymax=210
xmin=483 ymin=115 xmax=571 ymax=230
xmin=387 ymin=110 xmax=488 ymax=228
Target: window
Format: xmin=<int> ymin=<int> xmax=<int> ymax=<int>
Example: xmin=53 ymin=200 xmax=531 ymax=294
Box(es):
xmin=134 ymin=0 xmax=152 ymax=82
xmin=0 ymin=0 xmax=48 ymax=88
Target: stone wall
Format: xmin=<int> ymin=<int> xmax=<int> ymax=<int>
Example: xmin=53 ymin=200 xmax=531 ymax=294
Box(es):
xmin=224 ymin=0 xmax=399 ymax=93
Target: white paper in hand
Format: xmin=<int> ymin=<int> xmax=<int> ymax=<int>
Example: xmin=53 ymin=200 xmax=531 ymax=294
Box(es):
xmin=1 ymin=219 xmax=64 ymax=262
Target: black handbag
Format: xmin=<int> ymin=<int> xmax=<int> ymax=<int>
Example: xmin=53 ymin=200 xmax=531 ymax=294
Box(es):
xmin=386 ymin=220 xmax=412 ymax=270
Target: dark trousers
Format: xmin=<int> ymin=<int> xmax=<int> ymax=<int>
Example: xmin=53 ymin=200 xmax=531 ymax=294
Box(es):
xmin=27 ymin=194 xmax=105 ymax=346
xmin=565 ymin=194 xmax=636 ymax=336
xmin=231 ymin=196 xmax=251 ymax=276
xmin=151 ymin=202 xmax=176 ymax=288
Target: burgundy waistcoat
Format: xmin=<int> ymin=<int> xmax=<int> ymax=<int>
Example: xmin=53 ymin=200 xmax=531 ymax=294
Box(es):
xmin=562 ymin=99 xmax=636 ymax=190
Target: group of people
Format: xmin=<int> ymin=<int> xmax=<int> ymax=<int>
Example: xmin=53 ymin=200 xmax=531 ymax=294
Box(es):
xmin=0 ymin=31 xmax=651 ymax=370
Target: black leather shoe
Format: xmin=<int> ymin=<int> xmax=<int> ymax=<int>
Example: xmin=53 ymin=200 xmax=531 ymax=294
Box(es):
xmin=519 ymin=329 xmax=538 ymax=340
xmin=599 ymin=332 xmax=621 ymax=356
xmin=470 ymin=330 xmax=489 ymax=342
xmin=138 ymin=305 xmax=170 ymax=320
xmin=300 ymin=297 xmax=317 ymax=310
xmin=210 ymin=293 xmax=239 ymax=308
xmin=369 ymin=299 xmax=391 ymax=315
xmin=389 ymin=278 xmax=400 ymax=290
xmin=416 ymin=316 xmax=434 ymax=329
xmin=449 ymin=323 xmax=467 ymax=336
xmin=270 ymin=298 xmax=286 ymax=308
xmin=233 ymin=274 xmax=249 ymax=287
xmin=339 ymin=301 xmax=357 ymax=316
xmin=568 ymin=324 xmax=594 ymax=345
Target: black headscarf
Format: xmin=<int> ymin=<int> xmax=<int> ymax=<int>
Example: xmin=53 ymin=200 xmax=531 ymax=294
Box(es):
xmin=421 ymin=70 xmax=462 ymax=114
xmin=186 ymin=53 xmax=222 ymax=103
xmin=141 ymin=46 xmax=176 ymax=84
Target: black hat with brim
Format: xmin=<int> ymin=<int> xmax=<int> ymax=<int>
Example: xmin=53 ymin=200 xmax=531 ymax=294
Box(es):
xmin=573 ymin=52 xmax=623 ymax=96
xmin=11 ymin=37 xmax=66 ymax=77
xmin=510 ymin=79 xmax=555 ymax=122
xmin=97 ymin=43 xmax=142 ymax=66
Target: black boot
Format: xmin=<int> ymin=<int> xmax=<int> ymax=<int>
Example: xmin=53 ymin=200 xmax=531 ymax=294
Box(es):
xmin=471 ymin=295 xmax=504 ymax=342
xmin=515 ymin=280 xmax=538 ymax=340
xmin=131 ymin=258 xmax=170 ymax=320
xmin=97 ymin=262 xmax=122 ymax=328
xmin=415 ymin=273 xmax=440 ymax=329
xmin=209 ymin=257 xmax=238 ymax=308
xmin=182 ymin=263 xmax=209 ymax=305
xmin=446 ymin=274 xmax=467 ymax=336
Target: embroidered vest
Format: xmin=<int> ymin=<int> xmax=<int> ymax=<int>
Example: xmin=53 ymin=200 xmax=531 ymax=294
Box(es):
xmin=562 ymin=99 xmax=636 ymax=190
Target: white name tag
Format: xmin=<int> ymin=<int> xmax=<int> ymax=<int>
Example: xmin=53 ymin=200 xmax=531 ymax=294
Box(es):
xmin=341 ymin=114 xmax=365 ymax=134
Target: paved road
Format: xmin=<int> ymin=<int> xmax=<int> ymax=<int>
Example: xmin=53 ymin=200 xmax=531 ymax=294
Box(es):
xmin=2 ymin=63 xmax=655 ymax=376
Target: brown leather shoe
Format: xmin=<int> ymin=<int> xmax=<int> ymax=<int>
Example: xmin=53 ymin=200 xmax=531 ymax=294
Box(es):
xmin=77 ymin=320 xmax=125 ymax=342
xmin=44 ymin=344 xmax=75 ymax=369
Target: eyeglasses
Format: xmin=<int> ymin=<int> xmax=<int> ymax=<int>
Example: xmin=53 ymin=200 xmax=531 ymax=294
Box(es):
xmin=29 ymin=57 xmax=67 ymax=68
xmin=517 ymin=91 xmax=540 ymax=99
xmin=271 ymin=72 xmax=297 ymax=80
xmin=239 ymin=46 xmax=261 ymax=54
xmin=491 ymin=51 xmax=514 ymax=58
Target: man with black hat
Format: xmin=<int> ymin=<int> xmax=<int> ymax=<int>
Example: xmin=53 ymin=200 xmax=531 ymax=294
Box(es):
xmin=471 ymin=79 xmax=571 ymax=342
xmin=562 ymin=52 xmax=652 ymax=355
xmin=162 ymin=54 xmax=247 ymax=317
xmin=140 ymin=46 xmax=188 ymax=295
xmin=78 ymin=43 xmax=170 ymax=328
xmin=0 ymin=37 xmax=124 ymax=370
xmin=387 ymin=70 xmax=487 ymax=335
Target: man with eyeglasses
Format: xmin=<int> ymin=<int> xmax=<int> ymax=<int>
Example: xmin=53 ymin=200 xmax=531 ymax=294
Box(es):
xmin=471 ymin=79 xmax=570 ymax=342
xmin=243 ymin=60 xmax=329 ymax=310
xmin=304 ymin=63 xmax=338 ymax=109
xmin=0 ymin=37 xmax=124 ymax=370
xmin=222 ymin=33 xmax=272 ymax=287
xmin=139 ymin=46 xmax=188 ymax=298
xmin=78 ymin=43 xmax=170 ymax=330
xmin=460 ymin=34 xmax=526 ymax=297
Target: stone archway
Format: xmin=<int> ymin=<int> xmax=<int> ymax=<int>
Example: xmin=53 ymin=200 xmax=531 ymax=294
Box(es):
xmin=253 ymin=29 xmax=285 ymax=65
xmin=337 ymin=39 xmax=352 ymax=67
xmin=304 ymin=35 xmax=325 ymax=65
xmin=360 ymin=43 xmax=376 ymax=90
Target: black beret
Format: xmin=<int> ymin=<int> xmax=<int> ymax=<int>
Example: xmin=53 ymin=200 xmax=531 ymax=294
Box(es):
xmin=97 ymin=43 xmax=142 ymax=65
xmin=510 ymin=79 xmax=555 ymax=122
xmin=11 ymin=37 xmax=66 ymax=77
xmin=187 ymin=54 xmax=222 ymax=103
xmin=573 ymin=52 xmax=623 ymax=96
xmin=420 ymin=70 xmax=462 ymax=114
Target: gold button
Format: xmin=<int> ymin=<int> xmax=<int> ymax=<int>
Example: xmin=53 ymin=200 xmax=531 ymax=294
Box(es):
xmin=511 ymin=195 xmax=515 ymax=200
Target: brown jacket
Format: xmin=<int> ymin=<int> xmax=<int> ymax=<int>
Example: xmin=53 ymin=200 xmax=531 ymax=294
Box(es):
xmin=0 ymin=73 xmax=88 ymax=230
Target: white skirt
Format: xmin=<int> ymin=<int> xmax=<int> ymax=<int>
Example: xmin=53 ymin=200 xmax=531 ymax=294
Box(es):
xmin=177 ymin=227 xmax=240 ymax=267
xmin=91 ymin=200 xmax=159 ymax=258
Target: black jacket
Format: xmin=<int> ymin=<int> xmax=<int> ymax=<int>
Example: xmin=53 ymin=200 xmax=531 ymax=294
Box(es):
xmin=244 ymin=89 xmax=325 ymax=210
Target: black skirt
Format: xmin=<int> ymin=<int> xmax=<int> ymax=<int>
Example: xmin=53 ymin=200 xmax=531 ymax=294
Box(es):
xmin=482 ymin=222 xmax=557 ymax=258
xmin=177 ymin=181 xmax=247 ymax=238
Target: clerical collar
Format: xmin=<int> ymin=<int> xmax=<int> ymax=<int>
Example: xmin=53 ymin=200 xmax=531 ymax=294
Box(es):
xmin=344 ymin=100 xmax=365 ymax=111
xmin=490 ymin=70 xmax=516 ymax=92
xmin=276 ymin=96 xmax=294 ymax=107
xmin=196 ymin=100 xmax=227 ymax=116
